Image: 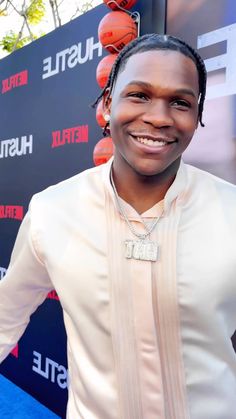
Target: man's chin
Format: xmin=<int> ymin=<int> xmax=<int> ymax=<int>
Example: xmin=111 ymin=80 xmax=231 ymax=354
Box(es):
xmin=131 ymin=158 xmax=181 ymax=179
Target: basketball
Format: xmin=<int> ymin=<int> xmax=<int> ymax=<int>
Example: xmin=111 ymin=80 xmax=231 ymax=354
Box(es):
xmin=98 ymin=11 xmax=137 ymax=53
xmin=93 ymin=137 xmax=114 ymax=166
xmin=96 ymin=101 xmax=107 ymax=128
xmin=103 ymin=0 xmax=137 ymax=10
xmin=96 ymin=54 xmax=118 ymax=88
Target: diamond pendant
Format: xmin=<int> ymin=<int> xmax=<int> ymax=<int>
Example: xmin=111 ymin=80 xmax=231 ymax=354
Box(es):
xmin=124 ymin=239 xmax=159 ymax=262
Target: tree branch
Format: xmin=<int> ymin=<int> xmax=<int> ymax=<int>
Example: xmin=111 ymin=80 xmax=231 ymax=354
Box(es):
xmin=12 ymin=19 xmax=25 ymax=51
xmin=54 ymin=0 xmax=61 ymax=26
xmin=48 ymin=0 xmax=58 ymax=28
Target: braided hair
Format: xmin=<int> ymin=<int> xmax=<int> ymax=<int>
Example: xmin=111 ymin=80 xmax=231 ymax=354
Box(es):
xmin=93 ymin=33 xmax=207 ymax=130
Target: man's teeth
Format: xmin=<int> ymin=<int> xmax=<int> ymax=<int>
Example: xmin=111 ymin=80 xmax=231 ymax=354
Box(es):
xmin=136 ymin=137 xmax=169 ymax=146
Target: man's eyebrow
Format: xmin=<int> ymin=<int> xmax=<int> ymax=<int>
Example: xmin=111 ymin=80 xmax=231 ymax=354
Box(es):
xmin=124 ymin=80 xmax=154 ymax=89
xmin=124 ymin=81 xmax=197 ymax=98
xmin=174 ymin=88 xmax=197 ymax=98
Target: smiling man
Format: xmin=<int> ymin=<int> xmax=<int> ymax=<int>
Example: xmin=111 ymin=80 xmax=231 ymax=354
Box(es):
xmin=107 ymin=48 xmax=199 ymax=213
xmin=1 ymin=34 xmax=236 ymax=419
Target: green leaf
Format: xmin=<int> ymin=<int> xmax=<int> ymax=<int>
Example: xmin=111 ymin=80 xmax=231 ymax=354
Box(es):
xmin=0 ymin=30 xmax=39 ymax=53
xmin=26 ymin=0 xmax=46 ymax=25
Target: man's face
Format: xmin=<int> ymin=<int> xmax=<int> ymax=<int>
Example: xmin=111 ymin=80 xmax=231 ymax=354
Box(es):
xmin=107 ymin=50 xmax=199 ymax=178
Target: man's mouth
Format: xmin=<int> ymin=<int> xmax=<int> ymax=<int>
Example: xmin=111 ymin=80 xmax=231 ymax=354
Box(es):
xmin=131 ymin=134 xmax=177 ymax=147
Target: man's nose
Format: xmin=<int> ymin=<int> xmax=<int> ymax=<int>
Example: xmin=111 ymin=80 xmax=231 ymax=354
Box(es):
xmin=142 ymin=100 xmax=174 ymax=127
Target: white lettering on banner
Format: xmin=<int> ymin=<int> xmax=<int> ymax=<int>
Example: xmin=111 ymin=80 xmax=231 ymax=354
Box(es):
xmin=32 ymin=351 xmax=68 ymax=389
xmin=0 ymin=135 xmax=33 ymax=159
xmin=0 ymin=267 xmax=7 ymax=280
xmin=42 ymin=36 xmax=103 ymax=79
xmin=198 ymin=23 xmax=236 ymax=99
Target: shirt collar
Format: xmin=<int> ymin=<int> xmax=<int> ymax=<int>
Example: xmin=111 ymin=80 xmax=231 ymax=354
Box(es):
xmin=163 ymin=160 xmax=188 ymax=213
xmin=102 ymin=157 xmax=188 ymax=217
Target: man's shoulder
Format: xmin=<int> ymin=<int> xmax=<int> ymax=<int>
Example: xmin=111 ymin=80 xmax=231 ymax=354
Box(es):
xmin=185 ymin=163 xmax=236 ymax=202
xmin=186 ymin=163 xmax=236 ymax=188
xmin=32 ymin=162 xmax=109 ymax=207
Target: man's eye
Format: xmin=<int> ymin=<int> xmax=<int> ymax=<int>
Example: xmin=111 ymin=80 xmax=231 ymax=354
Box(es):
xmin=172 ymin=99 xmax=191 ymax=108
xmin=128 ymin=92 xmax=148 ymax=100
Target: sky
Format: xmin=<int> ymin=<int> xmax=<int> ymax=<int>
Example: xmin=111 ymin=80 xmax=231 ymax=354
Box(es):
xmin=0 ymin=0 xmax=103 ymax=58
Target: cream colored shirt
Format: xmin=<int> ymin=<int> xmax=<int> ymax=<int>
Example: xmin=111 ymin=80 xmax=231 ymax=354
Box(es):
xmin=0 ymin=159 xmax=236 ymax=419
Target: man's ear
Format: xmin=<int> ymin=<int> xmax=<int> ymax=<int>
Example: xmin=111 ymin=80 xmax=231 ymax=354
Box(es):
xmin=102 ymin=88 xmax=112 ymax=117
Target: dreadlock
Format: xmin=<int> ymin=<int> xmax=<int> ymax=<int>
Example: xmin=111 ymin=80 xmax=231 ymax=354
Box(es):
xmin=93 ymin=33 xmax=207 ymax=128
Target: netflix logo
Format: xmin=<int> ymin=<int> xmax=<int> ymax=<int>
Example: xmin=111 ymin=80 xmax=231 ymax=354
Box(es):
xmin=0 ymin=205 xmax=24 ymax=220
xmin=52 ymin=124 xmax=88 ymax=148
xmin=2 ymin=70 xmax=28 ymax=94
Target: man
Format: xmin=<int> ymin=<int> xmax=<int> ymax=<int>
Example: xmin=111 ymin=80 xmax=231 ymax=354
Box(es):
xmin=1 ymin=34 xmax=236 ymax=419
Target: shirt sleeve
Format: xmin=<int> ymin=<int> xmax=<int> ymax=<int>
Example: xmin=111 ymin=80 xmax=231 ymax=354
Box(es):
xmin=0 ymin=200 xmax=53 ymax=363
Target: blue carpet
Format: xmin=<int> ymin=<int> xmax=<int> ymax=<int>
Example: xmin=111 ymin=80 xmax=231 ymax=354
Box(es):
xmin=0 ymin=374 xmax=60 ymax=418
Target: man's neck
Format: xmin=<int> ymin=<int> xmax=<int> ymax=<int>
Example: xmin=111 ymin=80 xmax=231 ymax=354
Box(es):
xmin=111 ymin=162 xmax=178 ymax=214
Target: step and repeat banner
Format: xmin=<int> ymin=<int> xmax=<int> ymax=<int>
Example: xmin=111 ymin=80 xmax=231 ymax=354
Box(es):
xmin=0 ymin=1 xmax=165 ymax=417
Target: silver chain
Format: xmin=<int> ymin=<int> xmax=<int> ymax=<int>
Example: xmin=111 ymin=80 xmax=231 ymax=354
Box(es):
xmin=110 ymin=169 xmax=163 ymax=241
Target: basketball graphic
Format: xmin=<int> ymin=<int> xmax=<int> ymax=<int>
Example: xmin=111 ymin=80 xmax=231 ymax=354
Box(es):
xmin=96 ymin=54 xmax=118 ymax=88
xmin=96 ymin=101 xmax=107 ymax=128
xmin=98 ymin=11 xmax=137 ymax=53
xmin=103 ymin=0 xmax=137 ymax=10
xmin=93 ymin=137 xmax=114 ymax=166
